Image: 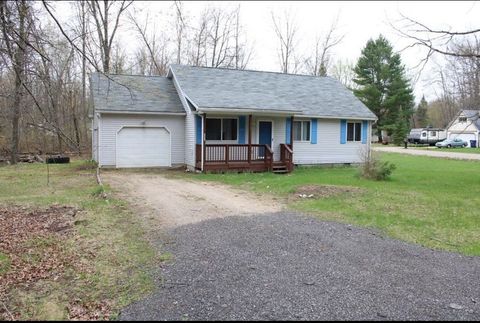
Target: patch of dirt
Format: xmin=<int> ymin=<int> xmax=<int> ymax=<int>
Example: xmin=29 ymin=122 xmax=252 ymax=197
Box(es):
xmin=292 ymin=184 xmax=364 ymax=200
xmin=0 ymin=205 xmax=105 ymax=321
xmin=102 ymin=172 xmax=285 ymax=229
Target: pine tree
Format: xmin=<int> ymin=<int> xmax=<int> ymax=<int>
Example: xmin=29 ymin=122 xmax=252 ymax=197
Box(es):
xmin=414 ymin=95 xmax=429 ymax=128
xmin=353 ymin=35 xmax=415 ymax=141
xmin=392 ymin=107 xmax=409 ymax=145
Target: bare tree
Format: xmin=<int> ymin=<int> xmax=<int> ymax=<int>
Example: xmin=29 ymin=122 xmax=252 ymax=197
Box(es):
xmin=232 ymin=5 xmax=252 ymax=70
xmin=305 ymin=16 xmax=344 ymax=76
xmin=129 ymin=10 xmax=170 ymax=75
xmin=330 ymin=59 xmax=356 ymax=89
xmin=86 ymin=0 xmax=133 ymax=73
xmin=271 ymin=10 xmax=299 ymax=74
xmin=0 ymin=0 xmax=29 ymax=163
xmin=391 ymin=13 xmax=480 ymax=77
xmin=173 ymin=1 xmax=186 ymax=65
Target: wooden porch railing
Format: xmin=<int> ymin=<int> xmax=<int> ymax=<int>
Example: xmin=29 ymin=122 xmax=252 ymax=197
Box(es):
xmin=280 ymin=144 xmax=294 ymax=172
xmin=196 ymin=144 xmax=273 ymax=171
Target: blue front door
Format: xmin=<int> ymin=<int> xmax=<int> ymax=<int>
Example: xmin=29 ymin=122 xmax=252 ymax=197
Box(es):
xmin=259 ymin=121 xmax=272 ymax=158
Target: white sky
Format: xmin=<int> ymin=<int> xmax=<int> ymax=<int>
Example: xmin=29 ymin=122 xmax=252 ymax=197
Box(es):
xmin=54 ymin=1 xmax=480 ymax=104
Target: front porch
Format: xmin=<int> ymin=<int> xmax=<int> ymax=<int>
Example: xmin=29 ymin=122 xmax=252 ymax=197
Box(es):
xmin=195 ymin=143 xmax=293 ymax=173
xmin=195 ymin=114 xmax=295 ymax=173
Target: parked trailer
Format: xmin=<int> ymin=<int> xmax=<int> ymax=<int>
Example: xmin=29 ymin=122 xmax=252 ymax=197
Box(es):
xmin=408 ymin=128 xmax=447 ymax=145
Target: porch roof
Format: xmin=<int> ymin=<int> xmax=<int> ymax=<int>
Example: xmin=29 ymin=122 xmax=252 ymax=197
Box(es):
xmin=169 ymin=65 xmax=377 ymax=120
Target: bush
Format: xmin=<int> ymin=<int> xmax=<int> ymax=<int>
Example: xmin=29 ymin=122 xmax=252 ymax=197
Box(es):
xmin=357 ymin=147 xmax=396 ymax=180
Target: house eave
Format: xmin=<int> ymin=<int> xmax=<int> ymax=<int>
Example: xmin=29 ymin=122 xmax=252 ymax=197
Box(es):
xmin=96 ymin=109 xmax=186 ymax=116
xmin=197 ymin=107 xmax=302 ymax=116
xmin=294 ymin=114 xmax=378 ymax=121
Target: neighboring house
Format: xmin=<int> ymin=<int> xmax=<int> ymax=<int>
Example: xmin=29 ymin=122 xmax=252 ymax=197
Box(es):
xmin=90 ymin=65 xmax=377 ymax=172
xmin=446 ymin=110 xmax=480 ymax=148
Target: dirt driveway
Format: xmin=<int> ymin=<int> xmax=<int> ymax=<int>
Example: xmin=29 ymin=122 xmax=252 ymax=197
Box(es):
xmin=373 ymin=146 xmax=480 ymax=160
xmin=102 ymin=171 xmax=284 ymax=228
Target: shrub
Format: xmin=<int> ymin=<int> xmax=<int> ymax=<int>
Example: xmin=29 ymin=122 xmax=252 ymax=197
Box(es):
xmin=357 ymin=147 xmax=396 ymax=180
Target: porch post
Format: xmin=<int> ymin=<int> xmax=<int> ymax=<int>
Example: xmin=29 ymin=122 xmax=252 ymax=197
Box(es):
xmin=248 ymin=114 xmax=252 ymax=164
xmin=202 ymin=113 xmax=206 ymax=172
xmin=290 ymin=115 xmax=294 ymax=150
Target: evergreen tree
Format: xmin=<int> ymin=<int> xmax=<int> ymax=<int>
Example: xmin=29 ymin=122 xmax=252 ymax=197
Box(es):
xmin=353 ymin=35 xmax=415 ymax=141
xmin=414 ymin=95 xmax=429 ymax=128
xmin=392 ymin=107 xmax=409 ymax=145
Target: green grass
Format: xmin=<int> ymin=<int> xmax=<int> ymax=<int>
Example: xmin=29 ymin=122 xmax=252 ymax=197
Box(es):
xmin=0 ymin=160 xmax=159 ymax=320
xmin=0 ymin=252 xmax=11 ymax=274
xmin=409 ymin=146 xmax=480 ymax=154
xmin=190 ymin=153 xmax=480 ymax=256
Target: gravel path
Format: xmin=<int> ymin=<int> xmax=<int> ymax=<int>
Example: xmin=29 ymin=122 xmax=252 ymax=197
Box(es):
xmin=373 ymin=146 xmax=480 ymax=160
xmin=120 ymin=212 xmax=480 ymax=321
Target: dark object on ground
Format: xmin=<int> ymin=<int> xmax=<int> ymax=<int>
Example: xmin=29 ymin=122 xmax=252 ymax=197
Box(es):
xmin=46 ymin=155 xmax=70 ymax=164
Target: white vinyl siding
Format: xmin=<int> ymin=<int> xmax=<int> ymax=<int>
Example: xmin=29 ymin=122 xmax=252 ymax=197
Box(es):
xmin=98 ymin=114 xmax=184 ymax=167
xmin=293 ymin=119 xmax=370 ymax=164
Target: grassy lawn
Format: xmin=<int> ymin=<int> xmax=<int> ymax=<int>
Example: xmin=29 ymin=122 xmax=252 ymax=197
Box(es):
xmin=408 ymin=146 xmax=480 ymax=154
xmin=192 ymin=153 xmax=480 ymax=256
xmin=0 ymin=160 xmax=159 ymax=320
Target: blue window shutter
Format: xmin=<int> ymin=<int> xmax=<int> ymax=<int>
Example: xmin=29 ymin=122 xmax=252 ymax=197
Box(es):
xmin=311 ymin=119 xmax=317 ymax=144
xmin=340 ymin=119 xmax=347 ymax=144
xmin=238 ymin=116 xmax=246 ymax=144
xmin=285 ymin=117 xmax=291 ymax=144
xmin=362 ymin=120 xmax=368 ymax=144
xmin=196 ymin=115 xmax=202 ymax=144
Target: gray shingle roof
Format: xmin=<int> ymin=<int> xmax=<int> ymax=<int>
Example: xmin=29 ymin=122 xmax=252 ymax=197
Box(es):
xmin=169 ymin=65 xmax=377 ymax=119
xmin=462 ymin=109 xmax=480 ymax=130
xmin=90 ymin=73 xmax=185 ymax=114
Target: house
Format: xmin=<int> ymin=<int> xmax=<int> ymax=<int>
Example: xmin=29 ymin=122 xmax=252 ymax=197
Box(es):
xmin=446 ymin=110 xmax=480 ymax=148
xmin=90 ymin=65 xmax=377 ymax=172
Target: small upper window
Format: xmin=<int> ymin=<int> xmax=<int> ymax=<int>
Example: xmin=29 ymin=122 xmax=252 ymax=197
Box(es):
xmin=459 ymin=117 xmax=467 ymax=122
xmin=293 ymin=121 xmax=310 ymax=141
xmin=347 ymin=122 xmax=362 ymax=142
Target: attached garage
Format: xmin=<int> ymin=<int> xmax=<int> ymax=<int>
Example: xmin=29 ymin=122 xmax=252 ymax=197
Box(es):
xmin=448 ymin=132 xmax=476 ymax=147
xmin=116 ymin=127 xmax=171 ymax=168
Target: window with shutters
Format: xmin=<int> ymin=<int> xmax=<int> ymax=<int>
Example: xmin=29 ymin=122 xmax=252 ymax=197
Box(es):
xmin=206 ymin=118 xmax=238 ymax=141
xmin=347 ymin=122 xmax=362 ymax=142
xmin=293 ymin=121 xmax=310 ymax=141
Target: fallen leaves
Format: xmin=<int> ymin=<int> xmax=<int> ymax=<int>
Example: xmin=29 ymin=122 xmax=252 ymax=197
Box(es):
xmin=0 ymin=205 xmax=110 ymax=320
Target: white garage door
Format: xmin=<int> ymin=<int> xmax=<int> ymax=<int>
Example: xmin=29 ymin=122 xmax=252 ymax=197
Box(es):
xmin=449 ymin=133 xmax=476 ymax=147
xmin=116 ymin=127 xmax=171 ymax=168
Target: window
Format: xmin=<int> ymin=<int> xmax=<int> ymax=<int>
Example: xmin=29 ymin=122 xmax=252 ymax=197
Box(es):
xmin=206 ymin=118 xmax=237 ymax=141
xmin=422 ymin=132 xmax=427 ymax=137
xmin=459 ymin=117 xmax=467 ymax=122
xmin=293 ymin=121 xmax=310 ymax=141
xmin=430 ymin=131 xmax=436 ymax=137
xmin=347 ymin=122 xmax=362 ymax=142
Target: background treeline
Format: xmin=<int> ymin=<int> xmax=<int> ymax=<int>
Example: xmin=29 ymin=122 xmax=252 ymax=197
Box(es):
xmin=0 ymin=1 xmax=478 ymax=163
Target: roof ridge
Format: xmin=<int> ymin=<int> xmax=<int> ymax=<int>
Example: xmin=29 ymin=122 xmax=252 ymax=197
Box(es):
xmin=92 ymin=72 xmax=168 ymax=78
xmin=170 ymin=64 xmax=334 ymax=80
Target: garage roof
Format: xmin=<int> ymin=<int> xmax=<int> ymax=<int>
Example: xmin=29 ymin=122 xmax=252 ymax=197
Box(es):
xmin=169 ymin=65 xmax=377 ymax=120
xmin=90 ymin=73 xmax=185 ymax=114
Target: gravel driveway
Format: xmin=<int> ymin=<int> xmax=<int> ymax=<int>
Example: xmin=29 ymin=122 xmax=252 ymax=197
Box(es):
xmin=104 ymin=172 xmax=480 ymax=320
xmin=373 ymin=146 xmax=480 ymax=160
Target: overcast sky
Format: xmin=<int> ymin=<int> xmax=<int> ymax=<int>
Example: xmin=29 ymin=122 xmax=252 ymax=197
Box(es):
xmin=57 ymin=1 xmax=480 ymax=103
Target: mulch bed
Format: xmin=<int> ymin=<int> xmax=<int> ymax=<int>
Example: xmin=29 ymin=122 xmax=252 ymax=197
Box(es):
xmin=292 ymin=184 xmax=364 ymax=200
xmin=0 ymin=205 xmax=109 ymax=320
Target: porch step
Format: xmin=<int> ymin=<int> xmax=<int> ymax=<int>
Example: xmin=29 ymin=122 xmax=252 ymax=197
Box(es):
xmin=272 ymin=163 xmax=289 ymax=174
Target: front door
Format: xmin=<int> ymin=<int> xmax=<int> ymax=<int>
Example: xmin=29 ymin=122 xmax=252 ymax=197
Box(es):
xmin=258 ymin=121 xmax=272 ymax=158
